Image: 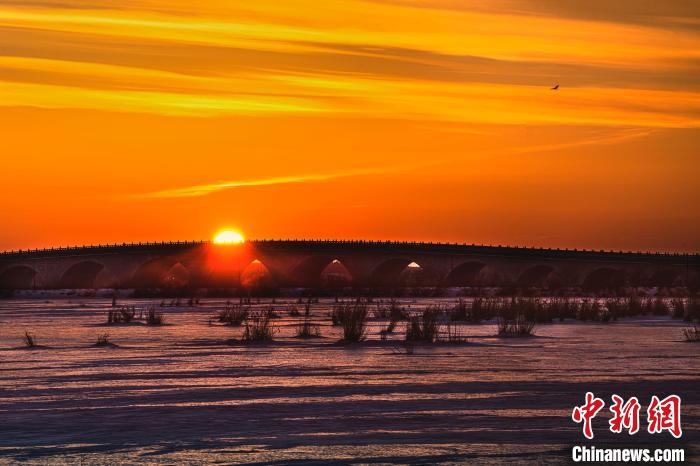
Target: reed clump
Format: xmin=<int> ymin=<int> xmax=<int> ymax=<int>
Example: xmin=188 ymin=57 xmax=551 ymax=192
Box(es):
xmin=145 ymin=306 xmax=164 ymax=325
xmin=497 ymin=314 xmax=536 ymax=336
xmin=646 ymin=298 xmax=670 ymax=316
xmin=497 ymin=300 xmax=537 ymax=336
xmin=470 ymin=298 xmax=492 ymax=322
xmin=682 ymin=326 xmax=700 ymax=342
xmin=218 ymin=304 xmax=249 ymax=326
xmin=22 ymin=330 xmax=37 ymax=348
xmin=670 ymin=297 xmax=700 ymax=322
xmin=296 ymin=304 xmax=321 ymax=338
xmin=242 ymin=310 xmax=275 ymax=342
xmin=547 ymin=298 xmax=579 ymax=321
xmin=449 ymin=299 xmax=468 ymax=321
xmin=441 ymin=321 xmax=468 ymax=344
xmin=296 ymin=319 xmax=321 ymax=338
xmin=107 ymin=306 xmax=136 ymax=324
xmin=405 ymin=307 xmax=441 ymax=343
xmin=95 ymin=333 xmax=112 ymax=347
xmin=334 ymin=302 xmax=369 ymax=342
xmin=375 ymin=299 xmax=407 ymax=321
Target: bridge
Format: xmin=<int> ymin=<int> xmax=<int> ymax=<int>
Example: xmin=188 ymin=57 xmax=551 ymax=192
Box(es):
xmin=0 ymin=240 xmax=698 ymax=292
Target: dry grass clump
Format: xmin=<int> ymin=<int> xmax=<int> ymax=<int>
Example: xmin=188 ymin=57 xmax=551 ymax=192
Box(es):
xmin=497 ymin=315 xmax=535 ymax=336
xmin=374 ymin=299 xmax=407 ymax=321
xmin=548 ymin=298 xmax=579 ymax=321
xmin=687 ymin=297 xmax=700 ymax=322
xmin=577 ymin=299 xmax=602 ymax=321
xmin=22 ymin=330 xmax=37 ymax=348
xmin=218 ymin=304 xmax=249 ymax=326
xmin=296 ymin=304 xmax=321 ymax=338
xmin=242 ymin=310 xmax=275 ymax=342
xmin=296 ymin=319 xmax=321 ymax=338
xmin=449 ymin=298 xmax=468 ymax=321
xmin=646 ymin=298 xmax=670 ymax=316
xmin=107 ymin=306 xmax=136 ymax=324
xmin=441 ymin=321 xmax=468 ymax=344
xmin=263 ymin=306 xmax=281 ymax=318
xmin=405 ymin=307 xmax=441 ymax=343
xmin=334 ymin=302 xmax=369 ymax=342
xmin=671 ymin=299 xmax=686 ymax=319
xmin=496 ymin=302 xmax=536 ymax=336
xmin=145 ymin=306 xmax=164 ymax=325
xmin=498 ymin=298 xmax=550 ymax=324
xmin=682 ymin=326 xmax=700 ymax=342
xmin=95 ymin=333 xmax=112 ymax=347
xmin=671 ymin=297 xmax=700 ymax=322
xmin=383 ymin=318 xmax=398 ymax=334
xmin=330 ymin=306 xmax=342 ymax=326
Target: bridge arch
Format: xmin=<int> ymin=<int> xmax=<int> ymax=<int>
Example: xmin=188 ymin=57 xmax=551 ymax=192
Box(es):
xmin=517 ymin=265 xmax=561 ymax=289
xmin=582 ymin=267 xmax=627 ymax=292
xmin=59 ymin=261 xmax=105 ymax=289
xmin=240 ymin=259 xmax=275 ymax=289
xmin=647 ymin=269 xmax=682 ymax=288
xmin=370 ymin=258 xmax=425 ymax=287
xmin=0 ymin=265 xmax=38 ymax=289
xmin=289 ymin=256 xmax=353 ymax=287
xmin=131 ymin=257 xmax=190 ymax=288
xmin=162 ymin=262 xmax=191 ymax=288
xmin=444 ymin=261 xmax=486 ymax=286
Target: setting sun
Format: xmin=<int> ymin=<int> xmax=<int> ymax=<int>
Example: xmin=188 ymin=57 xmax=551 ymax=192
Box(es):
xmin=213 ymin=230 xmax=245 ymax=245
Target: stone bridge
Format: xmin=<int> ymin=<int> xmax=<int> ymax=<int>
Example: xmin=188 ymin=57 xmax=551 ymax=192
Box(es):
xmin=0 ymin=240 xmax=698 ymax=292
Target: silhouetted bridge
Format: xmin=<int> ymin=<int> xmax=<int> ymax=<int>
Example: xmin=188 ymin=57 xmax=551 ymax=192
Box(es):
xmin=0 ymin=240 xmax=698 ymax=291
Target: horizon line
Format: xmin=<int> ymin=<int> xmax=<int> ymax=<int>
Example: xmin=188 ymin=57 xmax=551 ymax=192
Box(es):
xmin=1 ymin=239 xmax=698 ymax=257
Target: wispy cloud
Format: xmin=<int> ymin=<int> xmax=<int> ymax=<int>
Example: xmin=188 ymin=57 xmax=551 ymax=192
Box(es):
xmin=134 ymin=166 xmax=396 ymax=199
xmin=509 ymin=128 xmax=655 ymax=154
xmin=0 ymin=1 xmax=699 ymax=127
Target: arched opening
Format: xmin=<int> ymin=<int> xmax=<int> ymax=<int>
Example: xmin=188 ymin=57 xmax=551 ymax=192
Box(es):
xmin=241 ymin=260 xmax=275 ymax=289
xmin=59 ymin=261 xmax=105 ymax=289
xmin=162 ymin=262 xmax=191 ymax=288
xmin=583 ymin=268 xmax=627 ymax=292
xmin=517 ymin=265 xmax=557 ymax=289
xmin=0 ymin=265 xmax=38 ymax=289
xmin=131 ymin=257 xmax=179 ymax=288
xmin=445 ymin=262 xmax=486 ymax=286
xmin=290 ymin=256 xmax=352 ymax=288
xmin=647 ymin=270 xmax=682 ymax=288
xmin=370 ymin=259 xmax=424 ymax=287
xmin=320 ymin=259 xmax=352 ymax=288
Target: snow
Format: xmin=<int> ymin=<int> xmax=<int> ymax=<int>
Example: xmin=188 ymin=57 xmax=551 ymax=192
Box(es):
xmin=0 ymin=298 xmax=698 ymax=464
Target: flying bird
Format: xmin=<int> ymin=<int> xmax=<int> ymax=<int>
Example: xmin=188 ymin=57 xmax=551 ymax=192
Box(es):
xmin=551 ymin=84 xmax=559 ymax=90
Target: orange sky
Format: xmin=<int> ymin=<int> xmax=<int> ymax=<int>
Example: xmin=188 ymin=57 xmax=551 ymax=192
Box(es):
xmin=1 ymin=0 xmax=699 ymax=252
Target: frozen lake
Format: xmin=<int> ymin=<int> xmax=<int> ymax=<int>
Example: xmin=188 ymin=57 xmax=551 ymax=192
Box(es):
xmin=1 ymin=298 xmax=698 ymax=464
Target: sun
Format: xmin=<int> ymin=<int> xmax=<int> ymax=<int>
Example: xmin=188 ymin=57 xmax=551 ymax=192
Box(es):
xmin=213 ymin=230 xmax=245 ymax=245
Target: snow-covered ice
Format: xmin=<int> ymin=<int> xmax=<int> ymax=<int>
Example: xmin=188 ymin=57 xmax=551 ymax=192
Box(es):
xmin=0 ymin=298 xmax=698 ymax=464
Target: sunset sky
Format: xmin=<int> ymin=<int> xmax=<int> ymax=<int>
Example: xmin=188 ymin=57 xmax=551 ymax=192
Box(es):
xmin=1 ymin=0 xmax=699 ymax=252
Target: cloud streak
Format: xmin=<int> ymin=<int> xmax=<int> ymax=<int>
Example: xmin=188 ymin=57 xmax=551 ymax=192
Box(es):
xmin=0 ymin=1 xmax=699 ymax=127
xmin=135 ymin=167 xmax=397 ymax=199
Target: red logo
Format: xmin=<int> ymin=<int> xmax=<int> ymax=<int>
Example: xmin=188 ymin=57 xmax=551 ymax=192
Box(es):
xmin=572 ymin=392 xmax=605 ymax=439
xmin=572 ymin=393 xmax=682 ymax=439
xmin=647 ymin=395 xmax=682 ymax=438
xmin=609 ymin=395 xmax=641 ymax=435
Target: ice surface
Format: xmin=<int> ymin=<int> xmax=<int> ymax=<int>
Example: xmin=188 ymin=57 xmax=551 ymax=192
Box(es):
xmin=0 ymin=298 xmax=698 ymax=464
